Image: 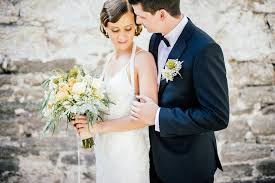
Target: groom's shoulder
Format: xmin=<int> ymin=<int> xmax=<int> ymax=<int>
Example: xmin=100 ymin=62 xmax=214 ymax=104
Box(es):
xmin=192 ymin=25 xmax=215 ymax=46
xmin=189 ymin=23 xmax=222 ymax=55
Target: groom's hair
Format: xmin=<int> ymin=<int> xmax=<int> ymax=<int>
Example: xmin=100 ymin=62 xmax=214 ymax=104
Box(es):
xmin=128 ymin=0 xmax=181 ymax=17
xmin=100 ymin=0 xmax=142 ymax=38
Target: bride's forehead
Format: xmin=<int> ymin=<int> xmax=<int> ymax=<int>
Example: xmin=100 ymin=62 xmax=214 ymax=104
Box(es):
xmin=108 ymin=12 xmax=135 ymax=27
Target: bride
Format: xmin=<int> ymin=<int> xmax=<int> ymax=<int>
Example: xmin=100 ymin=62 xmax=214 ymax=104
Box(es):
xmin=73 ymin=0 xmax=158 ymax=182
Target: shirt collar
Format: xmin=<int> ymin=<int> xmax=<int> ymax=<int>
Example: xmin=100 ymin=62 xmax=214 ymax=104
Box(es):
xmin=163 ymin=15 xmax=188 ymax=48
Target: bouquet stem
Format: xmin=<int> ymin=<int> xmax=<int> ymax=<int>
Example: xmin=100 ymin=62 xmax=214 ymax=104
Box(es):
xmin=82 ymin=137 xmax=94 ymax=149
xmin=77 ymin=135 xmax=81 ymax=183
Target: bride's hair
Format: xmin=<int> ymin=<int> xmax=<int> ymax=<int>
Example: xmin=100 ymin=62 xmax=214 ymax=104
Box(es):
xmin=100 ymin=0 xmax=142 ymax=38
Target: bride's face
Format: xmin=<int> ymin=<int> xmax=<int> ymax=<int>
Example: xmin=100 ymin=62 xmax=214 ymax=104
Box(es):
xmin=105 ymin=12 xmax=136 ymax=51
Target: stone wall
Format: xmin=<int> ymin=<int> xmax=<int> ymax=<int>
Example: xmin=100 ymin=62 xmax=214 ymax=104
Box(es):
xmin=0 ymin=0 xmax=275 ymax=182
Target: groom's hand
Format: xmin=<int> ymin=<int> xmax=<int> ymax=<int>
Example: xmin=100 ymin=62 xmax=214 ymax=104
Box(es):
xmin=131 ymin=95 xmax=159 ymax=126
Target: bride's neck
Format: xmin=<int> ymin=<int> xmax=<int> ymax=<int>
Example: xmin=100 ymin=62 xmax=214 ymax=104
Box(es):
xmin=114 ymin=43 xmax=133 ymax=60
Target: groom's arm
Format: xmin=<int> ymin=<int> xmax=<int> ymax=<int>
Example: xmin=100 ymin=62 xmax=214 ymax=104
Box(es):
xmin=158 ymin=43 xmax=229 ymax=137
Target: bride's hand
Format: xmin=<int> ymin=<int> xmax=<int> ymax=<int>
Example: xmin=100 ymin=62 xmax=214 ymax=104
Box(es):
xmin=75 ymin=123 xmax=94 ymax=139
xmin=72 ymin=114 xmax=87 ymax=126
xmin=74 ymin=121 xmax=103 ymax=139
xmin=72 ymin=115 xmax=90 ymax=138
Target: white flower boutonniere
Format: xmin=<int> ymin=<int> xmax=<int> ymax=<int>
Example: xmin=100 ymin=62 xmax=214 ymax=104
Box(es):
xmin=161 ymin=59 xmax=183 ymax=83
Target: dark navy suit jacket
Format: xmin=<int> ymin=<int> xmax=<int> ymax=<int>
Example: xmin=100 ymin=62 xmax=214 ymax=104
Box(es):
xmin=148 ymin=18 xmax=229 ymax=183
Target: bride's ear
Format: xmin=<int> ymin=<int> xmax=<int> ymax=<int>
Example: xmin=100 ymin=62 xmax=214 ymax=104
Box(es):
xmin=104 ymin=28 xmax=109 ymax=37
xmin=100 ymin=24 xmax=109 ymax=38
xmin=135 ymin=24 xmax=142 ymax=36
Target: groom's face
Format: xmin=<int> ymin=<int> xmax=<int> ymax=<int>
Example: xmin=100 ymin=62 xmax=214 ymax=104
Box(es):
xmin=132 ymin=4 xmax=161 ymax=33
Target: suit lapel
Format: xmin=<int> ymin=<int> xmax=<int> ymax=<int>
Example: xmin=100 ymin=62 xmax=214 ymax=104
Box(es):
xmin=158 ymin=18 xmax=195 ymax=97
xmin=151 ymin=33 xmax=162 ymax=71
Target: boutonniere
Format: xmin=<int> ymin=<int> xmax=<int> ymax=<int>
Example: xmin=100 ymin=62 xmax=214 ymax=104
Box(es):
xmin=161 ymin=59 xmax=183 ymax=83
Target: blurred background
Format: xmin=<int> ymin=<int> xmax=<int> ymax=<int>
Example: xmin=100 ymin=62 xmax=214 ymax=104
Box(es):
xmin=0 ymin=0 xmax=274 ymax=182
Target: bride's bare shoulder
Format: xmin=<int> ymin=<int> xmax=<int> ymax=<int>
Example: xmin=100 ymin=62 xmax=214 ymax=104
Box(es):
xmin=134 ymin=47 xmax=155 ymax=67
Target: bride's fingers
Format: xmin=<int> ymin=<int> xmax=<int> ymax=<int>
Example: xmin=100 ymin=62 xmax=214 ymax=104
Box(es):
xmin=136 ymin=95 xmax=151 ymax=103
xmin=130 ymin=110 xmax=140 ymax=119
xmin=76 ymin=116 xmax=87 ymax=121
xmin=73 ymin=119 xmax=88 ymax=126
xmin=131 ymin=105 xmax=140 ymax=113
xmin=76 ymin=123 xmax=88 ymax=129
xmin=75 ymin=124 xmax=81 ymax=128
xmin=77 ymin=115 xmax=87 ymax=119
xmin=130 ymin=115 xmax=139 ymax=121
xmin=132 ymin=101 xmax=142 ymax=108
xmin=77 ymin=127 xmax=85 ymax=131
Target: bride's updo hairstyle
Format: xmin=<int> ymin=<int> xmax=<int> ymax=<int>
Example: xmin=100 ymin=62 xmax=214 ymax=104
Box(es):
xmin=100 ymin=0 xmax=142 ymax=38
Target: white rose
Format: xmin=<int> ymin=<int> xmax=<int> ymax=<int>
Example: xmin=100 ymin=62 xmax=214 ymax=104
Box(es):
xmin=95 ymin=88 xmax=104 ymax=99
xmin=72 ymin=82 xmax=87 ymax=95
xmin=55 ymin=91 xmax=69 ymax=101
xmin=91 ymin=78 xmax=103 ymax=89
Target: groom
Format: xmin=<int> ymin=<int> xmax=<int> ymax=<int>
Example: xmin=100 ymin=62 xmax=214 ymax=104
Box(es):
xmin=129 ymin=0 xmax=229 ymax=183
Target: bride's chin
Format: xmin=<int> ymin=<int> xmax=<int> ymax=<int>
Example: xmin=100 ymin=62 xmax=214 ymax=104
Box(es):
xmin=116 ymin=44 xmax=133 ymax=52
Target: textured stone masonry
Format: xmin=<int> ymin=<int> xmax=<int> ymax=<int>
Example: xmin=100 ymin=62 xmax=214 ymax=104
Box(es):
xmin=0 ymin=0 xmax=275 ymax=182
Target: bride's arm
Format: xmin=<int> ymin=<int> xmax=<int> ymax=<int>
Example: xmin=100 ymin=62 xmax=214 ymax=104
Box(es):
xmin=97 ymin=51 xmax=158 ymax=133
xmin=74 ymin=51 xmax=158 ymax=135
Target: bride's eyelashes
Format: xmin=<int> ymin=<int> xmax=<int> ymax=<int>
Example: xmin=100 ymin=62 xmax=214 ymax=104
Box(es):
xmin=110 ymin=26 xmax=133 ymax=33
xmin=111 ymin=28 xmax=133 ymax=33
xmin=125 ymin=25 xmax=133 ymax=31
xmin=111 ymin=28 xmax=119 ymax=33
xmin=125 ymin=27 xmax=133 ymax=32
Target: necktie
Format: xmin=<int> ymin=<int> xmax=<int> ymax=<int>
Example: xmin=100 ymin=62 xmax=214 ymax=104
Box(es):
xmin=160 ymin=36 xmax=170 ymax=47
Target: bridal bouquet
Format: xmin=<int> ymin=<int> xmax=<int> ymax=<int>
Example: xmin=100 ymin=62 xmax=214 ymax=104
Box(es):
xmin=40 ymin=66 xmax=112 ymax=148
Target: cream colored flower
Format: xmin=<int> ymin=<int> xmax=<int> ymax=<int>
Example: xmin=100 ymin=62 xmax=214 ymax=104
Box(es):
xmin=59 ymin=83 xmax=69 ymax=93
xmin=72 ymin=82 xmax=87 ymax=95
xmin=55 ymin=91 xmax=69 ymax=101
xmin=68 ymin=78 xmax=77 ymax=88
xmin=161 ymin=59 xmax=183 ymax=83
xmin=92 ymin=87 xmax=104 ymax=99
xmin=91 ymin=78 xmax=103 ymax=89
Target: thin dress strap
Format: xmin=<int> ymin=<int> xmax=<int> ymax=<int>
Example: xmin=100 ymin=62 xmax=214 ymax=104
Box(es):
xmin=129 ymin=45 xmax=145 ymax=92
xmin=100 ymin=53 xmax=114 ymax=81
xmin=129 ymin=44 xmax=136 ymax=88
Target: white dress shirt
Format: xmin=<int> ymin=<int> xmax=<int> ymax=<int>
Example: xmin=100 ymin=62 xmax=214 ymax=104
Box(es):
xmin=155 ymin=16 xmax=188 ymax=132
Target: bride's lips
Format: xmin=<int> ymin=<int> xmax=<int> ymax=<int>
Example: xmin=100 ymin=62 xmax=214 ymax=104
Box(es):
xmin=118 ymin=41 xmax=128 ymax=44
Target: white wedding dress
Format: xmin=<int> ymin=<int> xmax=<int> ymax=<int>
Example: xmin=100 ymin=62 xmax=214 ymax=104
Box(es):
xmin=94 ymin=44 xmax=150 ymax=183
